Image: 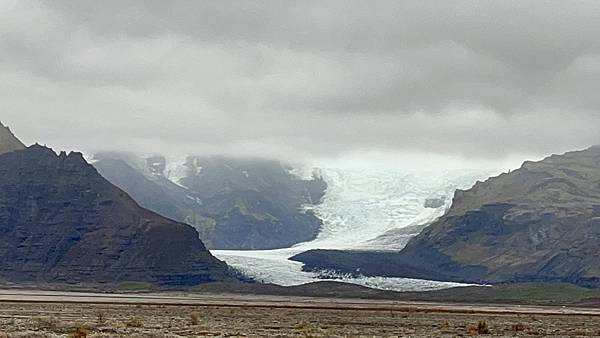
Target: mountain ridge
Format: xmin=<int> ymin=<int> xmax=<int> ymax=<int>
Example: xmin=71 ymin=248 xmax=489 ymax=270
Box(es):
xmin=94 ymin=152 xmax=327 ymax=250
xmin=0 ymin=143 xmax=233 ymax=285
xmin=292 ymin=146 xmax=600 ymax=287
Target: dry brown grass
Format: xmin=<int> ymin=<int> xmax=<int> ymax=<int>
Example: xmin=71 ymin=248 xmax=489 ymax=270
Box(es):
xmin=189 ymin=312 xmax=200 ymax=325
xmin=0 ymin=333 xmax=61 ymax=338
xmin=36 ymin=316 xmax=59 ymax=330
xmin=69 ymin=327 xmax=89 ymax=338
xmin=95 ymin=311 xmax=105 ymax=325
xmin=467 ymin=321 xmax=490 ymax=335
xmin=125 ymin=317 xmax=143 ymax=328
xmin=513 ymin=322 xmax=526 ymax=331
xmin=0 ymin=301 xmax=599 ymax=337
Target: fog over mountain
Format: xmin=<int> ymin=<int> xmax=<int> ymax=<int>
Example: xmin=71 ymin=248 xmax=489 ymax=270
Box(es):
xmin=2 ymin=1 xmax=600 ymax=164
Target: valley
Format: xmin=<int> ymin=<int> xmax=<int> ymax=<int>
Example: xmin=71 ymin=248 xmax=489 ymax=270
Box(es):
xmin=213 ymin=167 xmax=499 ymax=291
xmin=92 ymin=148 xmax=503 ymax=291
xmin=4 ymin=1 xmax=600 ymax=336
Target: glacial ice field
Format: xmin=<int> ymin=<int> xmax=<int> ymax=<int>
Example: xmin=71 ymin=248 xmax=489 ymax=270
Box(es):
xmin=212 ymin=167 xmax=499 ymax=292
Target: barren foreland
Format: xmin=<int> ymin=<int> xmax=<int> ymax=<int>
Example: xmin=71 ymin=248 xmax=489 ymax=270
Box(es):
xmin=0 ymin=284 xmax=600 ymax=337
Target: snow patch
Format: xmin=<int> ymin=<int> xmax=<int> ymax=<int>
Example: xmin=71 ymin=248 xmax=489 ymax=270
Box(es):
xmin=164 ymin=158 xmax=189 ymax=188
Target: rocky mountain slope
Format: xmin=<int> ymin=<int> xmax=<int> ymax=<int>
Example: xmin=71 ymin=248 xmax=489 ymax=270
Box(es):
xmin=292 ymin=146 xmax=600 ymax=287
xmin=0 ymin=121 xmax=25 ymax=154
xmin=94 ymin=153 xmax=327 ymax=250
xmin=0 ymin=141 xmax=232 ymax=285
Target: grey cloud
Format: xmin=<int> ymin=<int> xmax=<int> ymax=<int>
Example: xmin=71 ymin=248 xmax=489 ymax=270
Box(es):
xmin=1 ymin=0 xmax=600 ymax=164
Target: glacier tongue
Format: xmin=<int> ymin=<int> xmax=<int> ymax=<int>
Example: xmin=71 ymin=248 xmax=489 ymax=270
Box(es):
xmin=212 ymin=167 xmax=497 ymax=292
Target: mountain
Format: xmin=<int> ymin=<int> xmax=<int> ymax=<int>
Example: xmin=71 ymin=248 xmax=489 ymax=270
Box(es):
xmin=0 ymin=144 xmax=232 ymax=285
xmin=0 ymin=122 xmax=25 ymax=154
xmin=292 ymin=146 xmax=600 ymax=287
xmin=93 ymin=153 xmax=327 ymax=250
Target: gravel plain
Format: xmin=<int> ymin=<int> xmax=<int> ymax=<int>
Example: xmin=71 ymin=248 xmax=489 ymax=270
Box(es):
xmin=0 ymin=290 xmax=599 ymax=337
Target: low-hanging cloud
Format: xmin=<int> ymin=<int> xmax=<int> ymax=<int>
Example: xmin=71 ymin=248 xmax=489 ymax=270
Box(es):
xmin=2 ymin=0 xmax=600 ymax=164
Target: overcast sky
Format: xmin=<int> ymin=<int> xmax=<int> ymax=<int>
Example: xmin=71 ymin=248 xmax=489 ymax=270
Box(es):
xmin=1 ymin=0 xmax=600 ymax=167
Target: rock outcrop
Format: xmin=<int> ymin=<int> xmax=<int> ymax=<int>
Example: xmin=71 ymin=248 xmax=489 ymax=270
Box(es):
xmin=292 ymin=146 xmax=600 ymax=287
xmin=0 ymin=145 xmax=232 ymax=285
xmin=94 ymin=154 xmax=327 ymax=250
xmin=0 ymin=122 xmax=25 ymax=154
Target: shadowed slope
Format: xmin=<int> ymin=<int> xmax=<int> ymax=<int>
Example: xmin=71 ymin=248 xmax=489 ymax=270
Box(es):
xmin=95 ymin=153 xmax=327 ymax=249
xmin=0 ymin=145 xmax=232 ymax=285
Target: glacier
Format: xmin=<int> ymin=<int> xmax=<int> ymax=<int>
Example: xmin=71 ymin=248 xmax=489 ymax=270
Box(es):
xmin=212 ymin=167 xmax=499 ymax=292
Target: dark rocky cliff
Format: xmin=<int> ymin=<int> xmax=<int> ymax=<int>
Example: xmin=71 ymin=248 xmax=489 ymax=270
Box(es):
xmin=0 ymin=145 xmax=231 ymax=285
xmin=292 ymin=146 xmax=600 ymax=287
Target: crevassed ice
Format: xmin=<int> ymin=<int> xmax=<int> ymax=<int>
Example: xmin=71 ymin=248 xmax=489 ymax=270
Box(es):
xmin=212 ymin=167 xmax=495 ymax=292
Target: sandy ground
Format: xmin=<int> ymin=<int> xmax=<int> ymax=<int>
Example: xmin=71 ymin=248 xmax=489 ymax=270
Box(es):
xmin=0 ymin=290 xmax=599 ymax=337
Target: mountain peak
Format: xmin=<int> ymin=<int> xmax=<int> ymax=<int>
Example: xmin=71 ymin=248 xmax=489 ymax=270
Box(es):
xmin=0 ymin=144 xmax=233 ymax=285
xmin=0 ymin=121 xmax=25 ymax=155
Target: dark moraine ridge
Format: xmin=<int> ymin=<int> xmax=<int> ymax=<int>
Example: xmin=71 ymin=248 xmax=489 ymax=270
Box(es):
xmin=0 ymin=145 xmax=232 ymax=285
xmin=292 ymin=146 xmax=600 ymax=287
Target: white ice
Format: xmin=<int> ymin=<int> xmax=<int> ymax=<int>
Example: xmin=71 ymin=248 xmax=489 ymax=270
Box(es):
xmin=212 ymin=167 xmax=497 ymax=292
